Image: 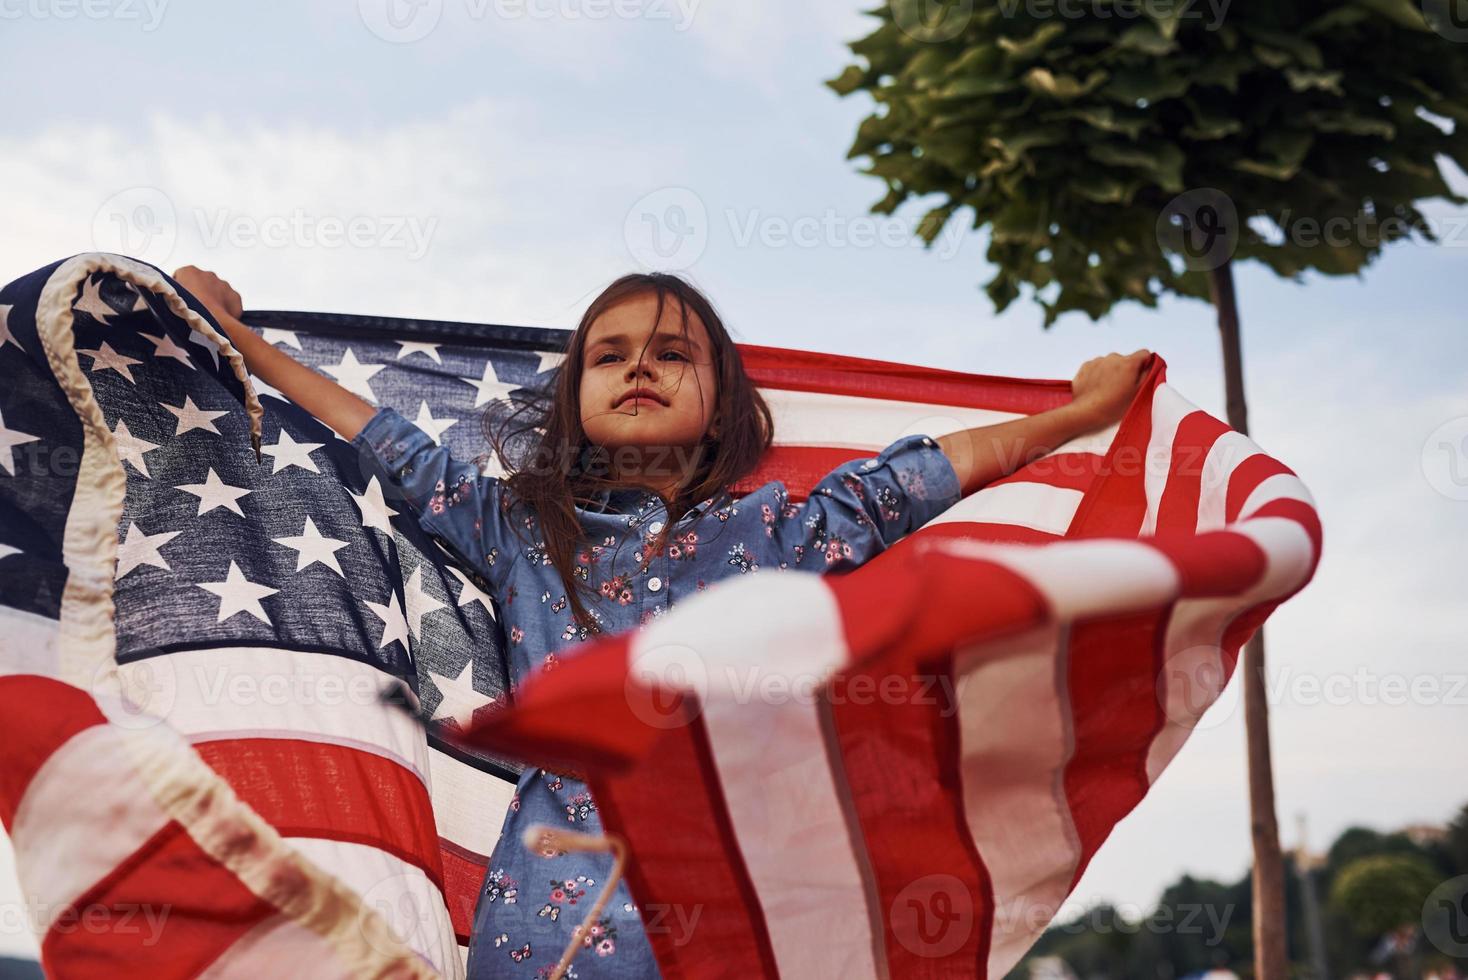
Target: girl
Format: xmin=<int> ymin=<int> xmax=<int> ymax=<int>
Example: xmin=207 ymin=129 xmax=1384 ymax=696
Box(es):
xmin=172 ymin=265 xmax=1149 ymax=978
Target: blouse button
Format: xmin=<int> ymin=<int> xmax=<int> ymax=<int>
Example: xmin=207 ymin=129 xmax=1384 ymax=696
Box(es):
xmin=647 ymin=576 xmax=663 ymax=592
xmin=648 ymin=520 xmax=664 ymax=535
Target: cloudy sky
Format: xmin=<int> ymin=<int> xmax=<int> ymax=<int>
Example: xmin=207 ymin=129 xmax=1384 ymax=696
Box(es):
xmin=2 ymin=0 xmax=1466 ymax=960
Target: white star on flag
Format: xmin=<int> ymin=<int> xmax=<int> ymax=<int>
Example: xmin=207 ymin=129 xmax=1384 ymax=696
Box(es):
xmin=261 ymin=429 xmax=323 ymax=474
xmin=536 ymin=350 xmax=567 ymax=374
xmin=175 ymin=468 xmax=252 ymax=517
xmin=112 ymin=419 xmax=162 ymax=477
xmin=403 ymin=565 xmax=447 ymax=640
xmin=365 ymin=591 xmax=411 ymax=652
xmin=0 ymin=304 xmax=23 ymax=353
xmin=460 ymin=360 xmax=518 ymax=408
xmin=77 ymin=342 xmax=143 ymax=383
xmin=272 ymin=516 xmax=349 ymax=576
xmin=197 ymin=560 xmax=278 ymax=625
xmin=427 ymin=661 xmax=496 ymax=727
xmin=447 ymin=565 xmax=495 ymax=619
xmin=0 ymin=543 xmax=19 ymax=561
xmin=413 ymin=400 xmax=457 ymax=444
xmin=322 ymin=347 xmax=386 ymax=404
xmin=188 ymin=328 xmax=221 ymax=370
xmin=73 ymin=274 xmax=116 ymax=325
xmin=0 ymin=408 xmax=41 ymax=477
xmin=396 ymin=341 xmax=442 ymax=363
xmin=141 ymin=332 xmax=195 ymax=370
xmin=116 ymin=522 xmax=182 ymax=578
xmin=350 ymin=476 xmax=400 ymax=536
xmin=163 ymin=395 xmax=229 ymax=436
xmin=261 ymin=328 xmax=302 ymax=350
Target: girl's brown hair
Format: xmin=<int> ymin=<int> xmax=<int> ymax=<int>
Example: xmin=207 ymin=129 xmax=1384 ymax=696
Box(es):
xmin=480 ymin=272 xmax=773 ymax=637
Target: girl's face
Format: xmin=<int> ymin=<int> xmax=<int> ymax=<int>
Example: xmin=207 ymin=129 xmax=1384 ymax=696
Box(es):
xmin=578 ymin=292 xmax=720 ymax=458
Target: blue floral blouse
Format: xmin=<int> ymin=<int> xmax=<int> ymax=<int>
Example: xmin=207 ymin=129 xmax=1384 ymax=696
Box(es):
xmin=351 ymin=406 xmax=962 ymax=979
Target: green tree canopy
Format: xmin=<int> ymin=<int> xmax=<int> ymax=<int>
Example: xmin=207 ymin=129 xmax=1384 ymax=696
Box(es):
xmin=1329 ymin=853 xmax=1443 ymax=938
xmin=828 ymin=0 xmax=1468 ymax=325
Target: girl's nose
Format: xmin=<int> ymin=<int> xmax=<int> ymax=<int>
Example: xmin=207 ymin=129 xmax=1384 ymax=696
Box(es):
xmin=624 ymin=354 xmax=658 ymax=382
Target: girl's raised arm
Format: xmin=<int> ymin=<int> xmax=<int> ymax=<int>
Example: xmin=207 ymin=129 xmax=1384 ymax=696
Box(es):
xmin=172 ymin=265 xmax=378 ymax=443
xmin=171 ymin=265 xmax=520 ymax=592
xmin=935 ymin=350 xmax=1151 ymax=497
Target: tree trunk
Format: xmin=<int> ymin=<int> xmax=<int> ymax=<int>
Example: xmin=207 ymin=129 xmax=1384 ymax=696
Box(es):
xmin=1208 ymin=259 xmax=1288 ymax=979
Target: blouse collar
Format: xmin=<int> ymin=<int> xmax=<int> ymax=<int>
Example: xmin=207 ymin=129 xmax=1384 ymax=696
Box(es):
xmin=584 ymin=486 xmax=721 ymax=518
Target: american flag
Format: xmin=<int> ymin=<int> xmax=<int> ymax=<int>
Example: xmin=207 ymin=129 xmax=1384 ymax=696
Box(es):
xmin=0 ymin=251 xmax=1320 ymax=978
xmin=0 ymin=252 xmax=548 ymax=976
xmin=455 ymin=333 xmax=1323 ymax=977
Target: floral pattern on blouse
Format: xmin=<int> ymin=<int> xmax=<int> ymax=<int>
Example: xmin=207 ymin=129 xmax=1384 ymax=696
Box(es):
xmin=350 ymin=407 xmax=962 ymax=979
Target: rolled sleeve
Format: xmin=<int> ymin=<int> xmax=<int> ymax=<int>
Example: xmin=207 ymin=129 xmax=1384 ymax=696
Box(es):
xmin=349 ymin=406 xmax=520 ymax=589
xmin=774 ymin=432 xmax=962 ymax=573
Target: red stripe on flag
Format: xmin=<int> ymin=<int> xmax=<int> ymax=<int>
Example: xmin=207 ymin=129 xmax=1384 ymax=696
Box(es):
xmin=1215 ymin=499 xmax=1324 ymax=675
xmin=592 ymin=716 xmax=783 ymax=980
xmin=0 ymin=677 xmax=106 ymax=830
xmin=459 ymin=642 xmax=782 ymax=973
xmin=831 ymin=547 xmax=1052 ymax=976
xmin=42 ymin=821 xmax=275 ymax=980
xmin=732 ymin=445 xmax=882 ymax=500
xmin=1150 ymin=532 xmax=1268 ymax=597
xmin=439 ymin=838 xmax=489 ymax=945
xmin=739 ymin=345 xmax=1073 ymax=414
xmin=1153 ymin=413 xmax=1231 ymax=536
xmin=194 ymin=738 xmax=444 ymax=890
xmin=1066 ymin=359 xmax=1166 ymax=538
xmin=1062 ymin=609 xmax=1172 ymax=890
xmin=1225 ymin=455 xmax=1296 ymax=524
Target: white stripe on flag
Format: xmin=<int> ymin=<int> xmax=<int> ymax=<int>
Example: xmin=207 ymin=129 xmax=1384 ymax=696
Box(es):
xmin=196 ymin=916 xmax=357 ymax=980
xmin=427 ymin=748 xmax=517 ymax=861
xmin=633 ymin=574 xmax=881 ymax=979
xmin=0 ymin=606 xmax=62 ymax=680
xmin=762 ymin=387 xmax=1019 ymax=450
xmin=287 ymin=838 xmax=460 ymax=978
xmin=943 ymin=539 xmax=1181 ymax=621
xmin=1196 ymin=431 xmax=1260 ymax=531
xmin=123 ymin=647 xmax=429 ymax=783
xmin=953 ymin=624 xmax=1081 ymax=979
xmin=10 ymin=725 xmax=171 ymax=934
xmin=1146 ymin=593 xmax=1243 ymax=782
xmin=1144 ymin=517 xmax=1318 ymax=782
xmin=1236 ymin=474 xmax=1317 ymax=525
xmin=928 ymin=482 xmax=1085 ymax=536
xmin=1140 ymin=384 xmax=1198 ymax=536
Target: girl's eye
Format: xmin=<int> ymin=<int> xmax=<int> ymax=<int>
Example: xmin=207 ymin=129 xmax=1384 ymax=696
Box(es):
xmin=594 ymin=350 xmax=688 ymax=364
